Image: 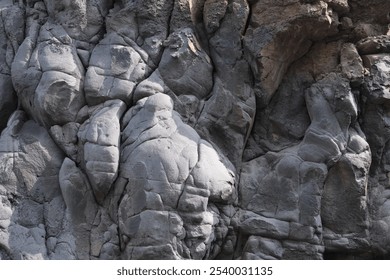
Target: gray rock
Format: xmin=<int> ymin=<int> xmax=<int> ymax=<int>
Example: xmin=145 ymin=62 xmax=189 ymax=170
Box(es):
xmin=50 ymin=122 xmax=80 ymax=161
xmin=244 ymin=0 xmax=339 ymax=105
xmin=242 ymin=236 xmax=283 ymax=260
xmin=159 ymin=28 xmax=213 ymax=100
xmin=77 ymin=99 xmax=127 ymax=203
xmin=0 ymin=74 xmax=16 ymax=132
xmin=3 ymin=0 xmax=390 ymax=260
xmin=0 ymin=4 xmax=24 ymax=131
xmin=361 ymin=55 xmax=390 ymax=171
xmin=298 ymin=74 xmax=355 ymax=165
xmin=0 ymin=111 xmax=65 ymax=260
xmin=356 ymin=35 xmax=390 ymax=55
xmin=195 ymin=0 xmax=256 ymax=167
xmin=43 ymin=0 xmax=113 ymax=42
xmin=238 ymin=211 xmax=290 ymax=239
xmin=11 ymin=21 xmax=86 ymax=127
xmin=59 ymin=157 xmax=98 ymax=259
xmin=8 ymin=224 xmax=47 ymax=260
xmin=340 ymin=43 xmax=364 ymax=86
xmin=117 ymin=93 xmax=235 ymax=259
xmin=85 ymin=33 xmax=152 ymax=105
xmin=203 ymin=0 xmax=228 ymax=34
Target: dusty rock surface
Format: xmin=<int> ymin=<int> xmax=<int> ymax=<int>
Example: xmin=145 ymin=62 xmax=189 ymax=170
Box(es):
xmin=1 ymin=0 xmax=390 ymax=259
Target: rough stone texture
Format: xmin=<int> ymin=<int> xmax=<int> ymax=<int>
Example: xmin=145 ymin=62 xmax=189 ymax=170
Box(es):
xmin=1 ymin=0 xmax=390 ymax=260
xmin=115 ymin=93 xmax=235 ymax=259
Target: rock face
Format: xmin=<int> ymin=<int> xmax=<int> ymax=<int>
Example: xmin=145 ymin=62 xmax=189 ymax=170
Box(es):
xmin=1 ymin=0 xmax=390 ymax=260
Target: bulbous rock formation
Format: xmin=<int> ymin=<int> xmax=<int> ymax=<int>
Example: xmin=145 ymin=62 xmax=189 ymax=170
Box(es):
xmin=1 ymin=0 xmax=390 ymax=260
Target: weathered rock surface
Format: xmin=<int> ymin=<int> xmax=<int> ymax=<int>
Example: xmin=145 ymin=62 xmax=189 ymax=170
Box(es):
xmin=116 ymin=93 xmax=235 ymax=259
xmin=2 ymin=0 xmax=390 ymax=259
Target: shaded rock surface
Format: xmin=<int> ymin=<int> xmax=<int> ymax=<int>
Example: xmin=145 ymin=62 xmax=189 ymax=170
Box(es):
xmin=1 ymin=0 xmax=390 ymax=259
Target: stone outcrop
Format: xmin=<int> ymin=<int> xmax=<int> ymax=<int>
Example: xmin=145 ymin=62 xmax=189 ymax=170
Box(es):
xmin=1 ymin=0 xmax=390 ymax=260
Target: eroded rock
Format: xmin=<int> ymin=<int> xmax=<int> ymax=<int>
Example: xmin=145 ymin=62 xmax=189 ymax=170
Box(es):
xmin=117 ymin=93 xmax=235 ymax=259
xmin=2 ymin=0 xmax=390 ymax=260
